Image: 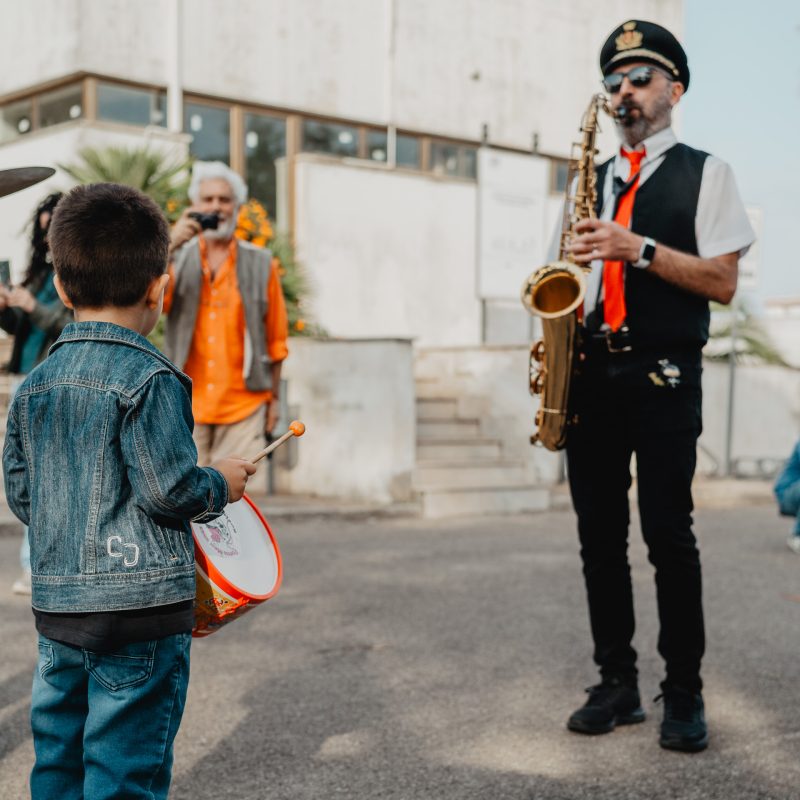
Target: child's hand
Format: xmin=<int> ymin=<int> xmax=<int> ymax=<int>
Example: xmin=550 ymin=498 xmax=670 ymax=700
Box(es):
xmin=211 ymin=457 xmax=257 ymax=502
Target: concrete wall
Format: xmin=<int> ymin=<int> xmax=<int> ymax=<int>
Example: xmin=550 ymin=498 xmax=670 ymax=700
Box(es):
xmin=700 ymin=361 xmax=800 ymax=476
xmin=0 ymin=0 xmax=682 ymax=157
xmin=275 ymin=337 xmax=416 ymax=503
xmin=293 ymin=155 xmax=481 ymax=346
xmin=416 ymin=346 xmax=800 ymax=485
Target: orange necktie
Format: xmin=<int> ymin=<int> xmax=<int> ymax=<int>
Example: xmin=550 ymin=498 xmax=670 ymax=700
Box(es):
xmin=603 ymin=148 xmax=646 ymax=332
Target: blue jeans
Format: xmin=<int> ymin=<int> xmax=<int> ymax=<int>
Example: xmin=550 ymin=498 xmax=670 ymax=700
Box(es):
xmin=777 ymin=481 xmax=800 ymax=536
xmin=31 ymin=632 xmax=191 ymax=800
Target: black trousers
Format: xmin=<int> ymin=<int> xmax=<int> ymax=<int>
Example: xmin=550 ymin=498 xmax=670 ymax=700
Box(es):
xmin=565 ymin=341 xmax=705 ymax=692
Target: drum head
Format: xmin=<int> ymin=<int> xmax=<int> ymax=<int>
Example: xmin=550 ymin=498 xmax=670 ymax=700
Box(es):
xmin=192 ymin=494 xmax=281 ymax=600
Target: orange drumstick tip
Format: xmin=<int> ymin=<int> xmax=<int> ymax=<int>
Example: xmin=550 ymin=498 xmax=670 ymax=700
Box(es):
xmin=289 ymin=420 xmax=305 ymax=437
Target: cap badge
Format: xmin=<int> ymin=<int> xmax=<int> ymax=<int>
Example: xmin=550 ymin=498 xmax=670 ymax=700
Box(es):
xmin=616 ymin=21 xmax=644 ymax=52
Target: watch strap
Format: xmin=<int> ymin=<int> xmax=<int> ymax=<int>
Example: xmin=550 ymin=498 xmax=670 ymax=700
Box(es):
xmin=633 ymin=236 xmax=656 ymax=269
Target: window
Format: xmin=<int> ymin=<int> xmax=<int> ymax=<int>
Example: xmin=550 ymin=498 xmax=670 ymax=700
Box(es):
xmin=0 ymin=99 xmax=33 ymax=143
xmin=244 ymin=112 xmax=286 ymax=216
xmin=302 ymin=119 xmax=358 ymax=157
xmin=98 ymin=83 xmax=167 ymax=127
xmin=185 ymin=102 xmax=230 ymax=163
xmin=551 ymin=159 xmax=570 ymax=194
xmin=39 ymin=84 xmax=83 ymax=129
xmin=461 ymin=147 xmax=477 ymax=180
xmin=430 ymin=141 xmax=477 ymax=179
xmin=366 ymin=129 xmax=387 ymax=162
xmin=396 ymin=133 xmax=420 ymax=169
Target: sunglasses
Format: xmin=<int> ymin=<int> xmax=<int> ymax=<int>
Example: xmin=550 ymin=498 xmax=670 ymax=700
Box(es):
xmin=602 ymin=66 xmax=668 ymax=94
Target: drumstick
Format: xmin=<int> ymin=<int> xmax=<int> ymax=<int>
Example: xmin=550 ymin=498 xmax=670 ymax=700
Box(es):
xmin=250 ymin=420 xmax=305 ymax=464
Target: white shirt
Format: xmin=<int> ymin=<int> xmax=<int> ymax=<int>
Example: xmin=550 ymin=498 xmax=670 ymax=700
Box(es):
xmin=566 ymin=126 xmax=756 ymax=316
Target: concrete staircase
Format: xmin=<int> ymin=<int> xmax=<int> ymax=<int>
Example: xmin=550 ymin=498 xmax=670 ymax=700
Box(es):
xmin=414 ymin=381 xmax=550 ymax=518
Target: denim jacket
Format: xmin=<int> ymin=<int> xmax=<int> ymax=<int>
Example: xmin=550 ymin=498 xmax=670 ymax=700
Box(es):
xmin=774 ymin=440 xmax=800 ymax=533
xmin=2 ymin=322 xmax=229 ymax=613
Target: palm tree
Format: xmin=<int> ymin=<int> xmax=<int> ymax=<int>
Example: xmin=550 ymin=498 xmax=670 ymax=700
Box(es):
xmin=704 ymin=301 xmax=791 ymax=366
xmin=59 ymin=145 xmax=192 ymax=221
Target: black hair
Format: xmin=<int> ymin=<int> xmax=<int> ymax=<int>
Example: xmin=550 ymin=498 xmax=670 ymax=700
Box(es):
xmin=48 ymin=183 xmax=169 ymax=308
xmin=22 ymin=192 xmax=63 ymax=288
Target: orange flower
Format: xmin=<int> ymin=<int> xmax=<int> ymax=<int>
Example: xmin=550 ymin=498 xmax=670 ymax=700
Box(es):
xmin=235 ymin=199 xmax=274 ymax=245
xmin=294 ymin=319 xmax=306 ymax=332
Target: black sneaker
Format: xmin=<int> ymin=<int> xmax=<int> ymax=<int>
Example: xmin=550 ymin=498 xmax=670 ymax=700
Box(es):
xmin=567 ymin=678 xmax=646 ymax=735
xmin=657 ymin=686 xmax=708 ymax=752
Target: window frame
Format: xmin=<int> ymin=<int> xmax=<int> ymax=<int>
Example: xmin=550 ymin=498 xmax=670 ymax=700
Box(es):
xmin=183 ymin=94 xmax=234 ymax=166
xmin=428 ymin=137 xmax=479 ymax=181
xmin=95 ymin=80 xmax=167 ymax=129
xmin=550 ymin=157 xmax=570 ymax=195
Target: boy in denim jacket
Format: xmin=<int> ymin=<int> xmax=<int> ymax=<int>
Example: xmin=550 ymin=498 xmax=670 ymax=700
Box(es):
xmin=2 ymin=183 xmax=257 ymax=800
xmin=774 ymin=440 xmax=800 ymax=554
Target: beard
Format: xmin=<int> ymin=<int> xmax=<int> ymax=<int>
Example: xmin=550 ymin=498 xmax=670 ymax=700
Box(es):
xmin=202 ymin=213 xmax=238 ymax=242
xmin=617 ymin=84 xmax=673 ymax=147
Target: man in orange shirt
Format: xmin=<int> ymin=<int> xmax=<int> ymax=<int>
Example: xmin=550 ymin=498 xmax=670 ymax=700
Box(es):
xmin=164 ymin=161 xmax=288 ymax=465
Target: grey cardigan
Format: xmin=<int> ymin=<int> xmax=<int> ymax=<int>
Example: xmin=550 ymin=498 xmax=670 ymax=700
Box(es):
xmin=164 ymin=238 xmax=274 ymax=392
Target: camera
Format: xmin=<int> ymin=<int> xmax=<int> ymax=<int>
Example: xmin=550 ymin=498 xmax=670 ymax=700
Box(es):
xmin=188 ymin=211 xmax=220 ymax=230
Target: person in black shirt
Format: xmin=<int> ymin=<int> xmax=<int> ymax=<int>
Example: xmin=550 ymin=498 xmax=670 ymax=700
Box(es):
xmin=0 ymin=192 xmax=71 ymax=596
xmin=560 ymin=20 xmax=755 ymax=753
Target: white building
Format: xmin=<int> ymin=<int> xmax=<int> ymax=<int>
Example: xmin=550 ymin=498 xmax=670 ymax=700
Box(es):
xmin=1 ymin=0 xmax=706 ymax=512
xmin=0 ymin=0 xmax=684 ymax=345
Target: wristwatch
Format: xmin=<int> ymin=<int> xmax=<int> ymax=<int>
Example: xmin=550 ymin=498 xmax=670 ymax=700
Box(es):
xmin=633 ymin=236 xmax=656 ymax=269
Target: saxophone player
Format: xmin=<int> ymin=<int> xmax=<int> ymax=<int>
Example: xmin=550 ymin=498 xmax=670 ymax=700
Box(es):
xmin=561 ymin=20 xmax=754 ymax=752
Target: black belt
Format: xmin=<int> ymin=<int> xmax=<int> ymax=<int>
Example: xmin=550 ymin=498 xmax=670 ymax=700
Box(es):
xmin=581 ymin=328 xmax=703 ymax=365
xmin=584 ymin=325 xmax=633 ymax=353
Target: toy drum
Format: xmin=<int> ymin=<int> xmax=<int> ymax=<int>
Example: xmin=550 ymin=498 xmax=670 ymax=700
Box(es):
xmin=191 ymin=494 xmax=282 ymax=637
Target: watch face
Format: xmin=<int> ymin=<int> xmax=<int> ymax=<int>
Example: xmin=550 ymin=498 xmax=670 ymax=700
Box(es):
xmin=638 ymin=238 xmax=656 ymax=265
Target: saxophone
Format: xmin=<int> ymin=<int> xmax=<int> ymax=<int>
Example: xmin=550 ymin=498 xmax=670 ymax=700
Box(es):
xmin=520 ymin=94 xmax=612 ymax=451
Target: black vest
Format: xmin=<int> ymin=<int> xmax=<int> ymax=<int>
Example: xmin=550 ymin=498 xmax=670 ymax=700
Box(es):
xmin=595 ymin=143 xmax=710 ymax=351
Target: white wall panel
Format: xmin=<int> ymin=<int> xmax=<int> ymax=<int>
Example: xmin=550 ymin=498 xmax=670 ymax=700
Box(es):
xmin=294 ymin=155 xmax=480 ymax=346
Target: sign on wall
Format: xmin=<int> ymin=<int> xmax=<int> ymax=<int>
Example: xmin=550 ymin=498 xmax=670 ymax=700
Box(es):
xmin=476 ymin=148 xmax=550 ymax=300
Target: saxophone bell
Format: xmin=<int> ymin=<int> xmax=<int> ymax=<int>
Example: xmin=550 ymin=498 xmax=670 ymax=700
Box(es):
xmin=521 ymin=260 xmax=587 ymax=320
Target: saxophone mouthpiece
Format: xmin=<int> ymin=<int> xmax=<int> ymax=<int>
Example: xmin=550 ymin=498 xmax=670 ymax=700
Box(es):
xmin=616 ymin=106 xmax=629 ymax=121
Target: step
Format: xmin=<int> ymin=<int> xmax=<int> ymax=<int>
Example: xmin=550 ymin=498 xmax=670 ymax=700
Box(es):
xmin=417 ymin=440 xmax=502 ymax=461
xmin=413 ymin=462 xmax=528 ymax=491
xmin=420 ymin=486 xmax=550 ymax=518
xmin=416 ymin=398 xmax=458 ymax=419
xmin=415 ymin=381 xmax=460 ymax=400
xmin=417 ymin=419 xmax=480 ymax=440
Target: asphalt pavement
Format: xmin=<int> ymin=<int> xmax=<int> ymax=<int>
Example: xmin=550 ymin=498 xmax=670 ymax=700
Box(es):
xmin=0 ymin=505 xmax=798 ymax=799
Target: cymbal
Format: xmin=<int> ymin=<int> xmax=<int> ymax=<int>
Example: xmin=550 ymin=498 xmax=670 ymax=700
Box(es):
xmin=0 ymin=166 xmax=55 ymax=199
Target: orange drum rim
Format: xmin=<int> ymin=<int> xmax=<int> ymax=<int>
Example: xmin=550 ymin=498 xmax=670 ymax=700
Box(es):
xmin=193 ymin=493 xmax=283 ymax=602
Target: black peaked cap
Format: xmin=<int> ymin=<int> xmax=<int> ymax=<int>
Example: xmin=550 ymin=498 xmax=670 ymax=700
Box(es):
xmin=600 ymin=20 xmax=690 ymax=90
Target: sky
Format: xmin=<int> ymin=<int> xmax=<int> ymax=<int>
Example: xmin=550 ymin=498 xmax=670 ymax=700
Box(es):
xmin=681 ymin=0 xmax=800 ymax=309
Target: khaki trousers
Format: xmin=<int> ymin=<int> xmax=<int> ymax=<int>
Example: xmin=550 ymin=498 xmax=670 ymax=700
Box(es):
xmin=194 ymin=405 xmax=266 ymax=466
